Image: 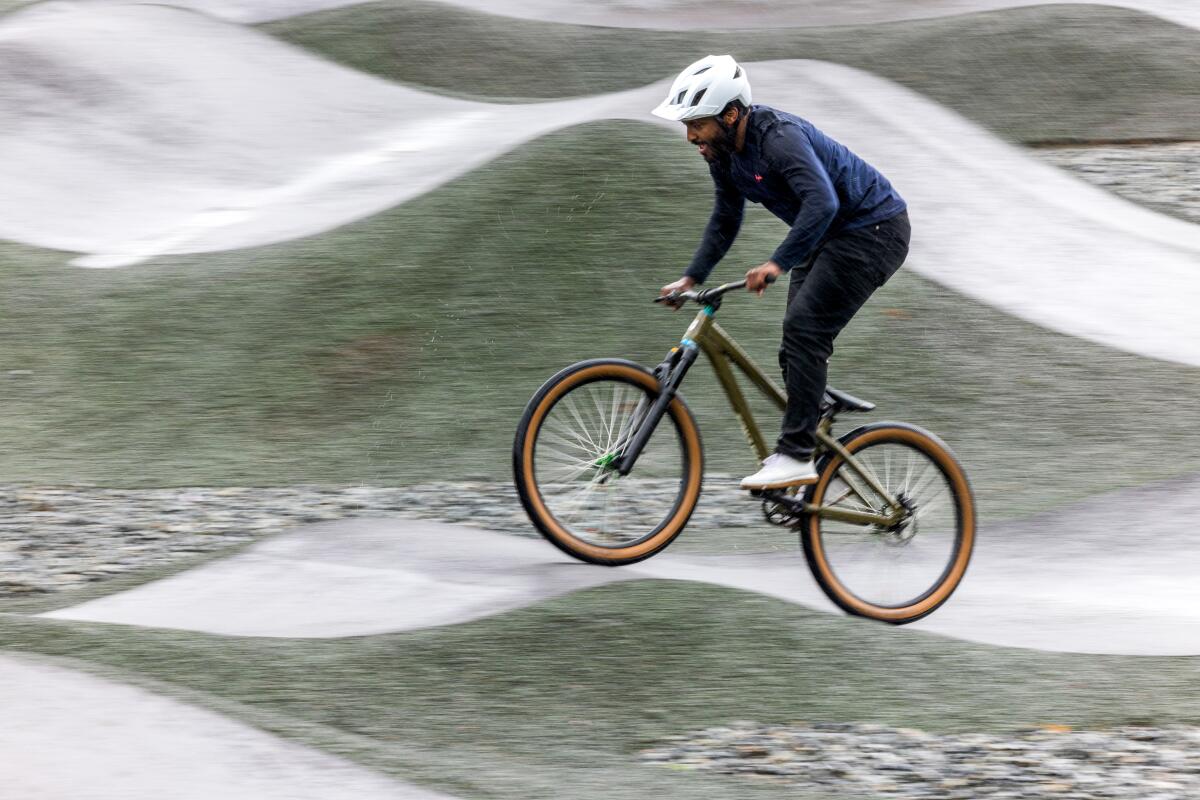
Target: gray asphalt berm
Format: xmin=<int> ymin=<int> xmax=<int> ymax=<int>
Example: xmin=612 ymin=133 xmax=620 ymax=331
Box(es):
xmin=0 ymin=653 xmax=458 ymax=799
xmin=45 ymin=472 xmax=1200 ymax=654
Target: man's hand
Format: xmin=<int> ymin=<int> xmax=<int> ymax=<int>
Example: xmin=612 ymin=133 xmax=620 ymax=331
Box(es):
xmin=659 ymin=275 xmax=696 ymax=310
xmin=746 ymin=261 xmax=783 ymax=296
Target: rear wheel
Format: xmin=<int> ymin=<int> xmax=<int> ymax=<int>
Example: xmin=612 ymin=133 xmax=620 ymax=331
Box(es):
xmin=513 ymin=359 xmax=703 ymax=565
xmin=802 ymin=422 xmax=974 ymax=624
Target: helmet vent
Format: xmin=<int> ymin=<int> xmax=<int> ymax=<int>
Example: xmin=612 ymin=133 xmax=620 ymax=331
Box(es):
xmin=689 ymin=87 xmax=708 ymax=107
xmin=733 ymin=66 xmax=743 ymax=79
xmin=674 ymin=89 xmax=687 ymax=105
xmin=693 ymin=65 xmax=712 ymax=75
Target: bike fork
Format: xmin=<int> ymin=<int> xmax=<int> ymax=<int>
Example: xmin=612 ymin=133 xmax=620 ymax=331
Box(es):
xmin=613 ymin=343 xmax=700 ymax=476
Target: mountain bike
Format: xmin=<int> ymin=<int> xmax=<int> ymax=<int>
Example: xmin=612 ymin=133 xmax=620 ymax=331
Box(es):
xmin=512 ymin=276 xmax=975 ymax=624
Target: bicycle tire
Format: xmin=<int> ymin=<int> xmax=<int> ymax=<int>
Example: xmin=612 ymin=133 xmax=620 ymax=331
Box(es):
xmin=801 ymin=422 xmax=975 ymax=624
xmin=513 ymin=358 xmax=703 ymax=566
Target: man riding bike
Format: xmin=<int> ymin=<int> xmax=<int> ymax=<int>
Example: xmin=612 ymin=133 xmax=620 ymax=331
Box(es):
xmin=653 ymin=55 xmax=911 ymax=491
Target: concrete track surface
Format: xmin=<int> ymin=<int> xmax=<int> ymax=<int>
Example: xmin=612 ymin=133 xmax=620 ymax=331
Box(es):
xmin=0 ymin=652 xmax=457 ymax=799
xmin=411 ymin=0 xmax=1200 ymax=32
xmin=44 ymin=473 xmax=1200 ymax=655
xmin=54 ymin=0 xmax=1200 ymax=30
xmin=2 ymin=3 xmax=1199 ymax=365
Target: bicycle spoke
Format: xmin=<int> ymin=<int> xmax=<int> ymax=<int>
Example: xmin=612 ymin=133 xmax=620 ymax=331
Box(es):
xmin=912 ymin=485 xmax=951 ymax=522
xmin=537 ymin=456 xmax=598 ymax=483
xmin=555 ymin=475 xmax=608 ymax=524
xmin=824 ymin=485 xmax=858 ymax=509
xmin=588 ymin=385 xmax=614 ymax=452
xmin=825 ymin=481 xmax=877 ymax=515
xmin=909 ymin=468 xmax=946 ymax=507
xmin=600 ymin=483 xmax=613 ymax=536
xmin=540 ymin=463 xmax=596 ymax=485
xmin=906 ymin=459 xmax=939 ymax=500
xmin=538 ymin=456 xmax=594 ymax=477
xmin=603 ymin=383 xmax=629 ymax=452
xmin=835 ymin=465 xmax=883 ymax=511
xmin=562 ymin=394 xmax=603 ymax=454
xmin=537 ymin=441 xmax=595 ymax=465
xmin=544 ymin=417 xmax=598 ymax=456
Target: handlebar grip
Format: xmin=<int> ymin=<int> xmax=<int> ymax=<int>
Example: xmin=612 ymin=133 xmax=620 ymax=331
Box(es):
xmin=654 ymin=292 xmax=686 ymax=306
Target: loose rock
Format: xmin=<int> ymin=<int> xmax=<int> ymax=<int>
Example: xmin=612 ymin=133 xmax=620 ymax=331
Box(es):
xmin=641 ymin=722 xmax=1200 ymax=799
xmin=1034 ymin=142 xmax=1200 ymax=225
xmin=0 ymin=475 xmax=767 ymax=595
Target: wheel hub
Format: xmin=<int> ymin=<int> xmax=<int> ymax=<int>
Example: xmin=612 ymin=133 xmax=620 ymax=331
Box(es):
xmin=593 ymin=452 xmax=619 ymax=470
xmin=881 ymin=494 xmax=918 ymax=545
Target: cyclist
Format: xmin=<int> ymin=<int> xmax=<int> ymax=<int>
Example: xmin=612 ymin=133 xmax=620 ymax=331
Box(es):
xmin=654 ymin=55 xmax=910 ymax=491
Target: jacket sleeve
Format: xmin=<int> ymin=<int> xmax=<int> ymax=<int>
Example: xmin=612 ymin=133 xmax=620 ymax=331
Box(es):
xmin=684 ymin=167 xmax=745 ymax=285
xmin=764 ymin=123 xmax=840 ymax=271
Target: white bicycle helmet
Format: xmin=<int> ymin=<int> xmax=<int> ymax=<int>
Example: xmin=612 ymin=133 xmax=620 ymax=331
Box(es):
xmin=651 ymin=55 xmax=751 ymax=122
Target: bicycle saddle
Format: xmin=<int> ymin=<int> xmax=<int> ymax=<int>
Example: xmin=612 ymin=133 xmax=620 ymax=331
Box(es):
xmin=823 ymin=386 xmax=875 ymax=413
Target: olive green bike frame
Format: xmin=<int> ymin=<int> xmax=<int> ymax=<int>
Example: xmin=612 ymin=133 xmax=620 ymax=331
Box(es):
xmin=678 ymin=305 xmax=905 ymax=528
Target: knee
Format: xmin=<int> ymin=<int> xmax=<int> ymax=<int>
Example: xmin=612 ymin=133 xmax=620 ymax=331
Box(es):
xmin=782 ymin=322 xmax=833 ymax=361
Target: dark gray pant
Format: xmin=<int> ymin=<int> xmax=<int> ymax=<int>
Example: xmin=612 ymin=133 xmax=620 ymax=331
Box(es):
xmin=775 ymin=210 xmax=910 ymax=460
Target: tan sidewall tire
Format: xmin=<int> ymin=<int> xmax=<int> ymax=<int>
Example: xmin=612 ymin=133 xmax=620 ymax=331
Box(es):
xmin=514 ymin=361 xmax=703 ymax=565
xmin=803 ymin=424 xmax=975 ymax=624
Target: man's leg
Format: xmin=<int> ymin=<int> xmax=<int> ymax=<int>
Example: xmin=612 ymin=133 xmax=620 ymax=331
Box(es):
xmin=777 ymin=261 xmax=810 ymax=390
xmin=776 ymin=212 xmax=910 ymax=461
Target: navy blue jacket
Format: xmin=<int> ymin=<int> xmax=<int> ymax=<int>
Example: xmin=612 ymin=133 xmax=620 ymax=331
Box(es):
xmin=685 ymin=105 xmax=906 ymax=284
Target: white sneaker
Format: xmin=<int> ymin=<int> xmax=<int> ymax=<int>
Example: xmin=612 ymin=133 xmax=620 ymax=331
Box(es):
xmin=740 ymin=452 xmax=819 ymax=490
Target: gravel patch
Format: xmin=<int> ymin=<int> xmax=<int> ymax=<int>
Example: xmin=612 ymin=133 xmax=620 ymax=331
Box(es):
xmin=0 ymin=477 xmax=767 ymax=595
xmin=1034 ymin=142 xmax=1200 ymax=225
xmin=640 ymin=721 xmax=1200 ymax=799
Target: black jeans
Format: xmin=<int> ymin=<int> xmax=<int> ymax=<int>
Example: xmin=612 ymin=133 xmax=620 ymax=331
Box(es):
xmin=775 ymin=210 xmax=910 ymax=460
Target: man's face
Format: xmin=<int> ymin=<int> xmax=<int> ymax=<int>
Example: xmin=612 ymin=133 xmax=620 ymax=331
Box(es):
xmin=684 ymin=110 xmax=738 ymax=163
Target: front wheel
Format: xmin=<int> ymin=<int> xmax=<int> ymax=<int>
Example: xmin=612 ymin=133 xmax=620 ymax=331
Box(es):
xmin=513 ymin=359 xmax=704 ymax=565
xmin=801 ymin=422 xmax=975 ymax=624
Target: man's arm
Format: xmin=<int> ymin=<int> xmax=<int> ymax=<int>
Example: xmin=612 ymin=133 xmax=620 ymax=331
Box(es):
xmin=763 ymin=124 xmax=839 ymax=271
xmin=683 ymin=169 xmax=745 ymax=285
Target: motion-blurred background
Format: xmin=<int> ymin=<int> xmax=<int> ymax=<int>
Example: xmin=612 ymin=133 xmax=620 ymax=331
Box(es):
xmin=2 ymin=2 xmax=1199 ymax=798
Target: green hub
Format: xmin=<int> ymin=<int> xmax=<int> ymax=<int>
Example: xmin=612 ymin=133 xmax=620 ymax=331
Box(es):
xmin=593 ymin=452 xmax=619 ymax=470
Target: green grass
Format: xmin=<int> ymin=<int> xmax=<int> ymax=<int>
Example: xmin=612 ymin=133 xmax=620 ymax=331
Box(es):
xmin=4 ymin=581 xmax=1199 ymax=798
xmin=3 ymin=122 xmax=1200 ymax=521
xmin=264 ymin=2 xmax=1200 ymax=144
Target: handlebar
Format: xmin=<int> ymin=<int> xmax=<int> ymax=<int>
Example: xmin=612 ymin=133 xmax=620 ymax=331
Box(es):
xmin=653 ymin=273 xmax=776 ymax=309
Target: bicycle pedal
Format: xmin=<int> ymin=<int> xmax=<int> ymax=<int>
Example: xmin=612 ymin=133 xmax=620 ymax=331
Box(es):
xmin=761 ymin=496 xmax=804 ymax=527
xmin=749 ymin=488 xmax=788 ymax=499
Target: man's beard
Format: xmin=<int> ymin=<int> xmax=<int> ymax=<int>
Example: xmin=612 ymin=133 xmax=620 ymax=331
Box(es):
xmin=704 ymin=119 xmax=739 ymax=163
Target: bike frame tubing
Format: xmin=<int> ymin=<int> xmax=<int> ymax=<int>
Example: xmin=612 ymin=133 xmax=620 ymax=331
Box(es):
xmin=617 ymin=304 xmax=901 ymax=526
